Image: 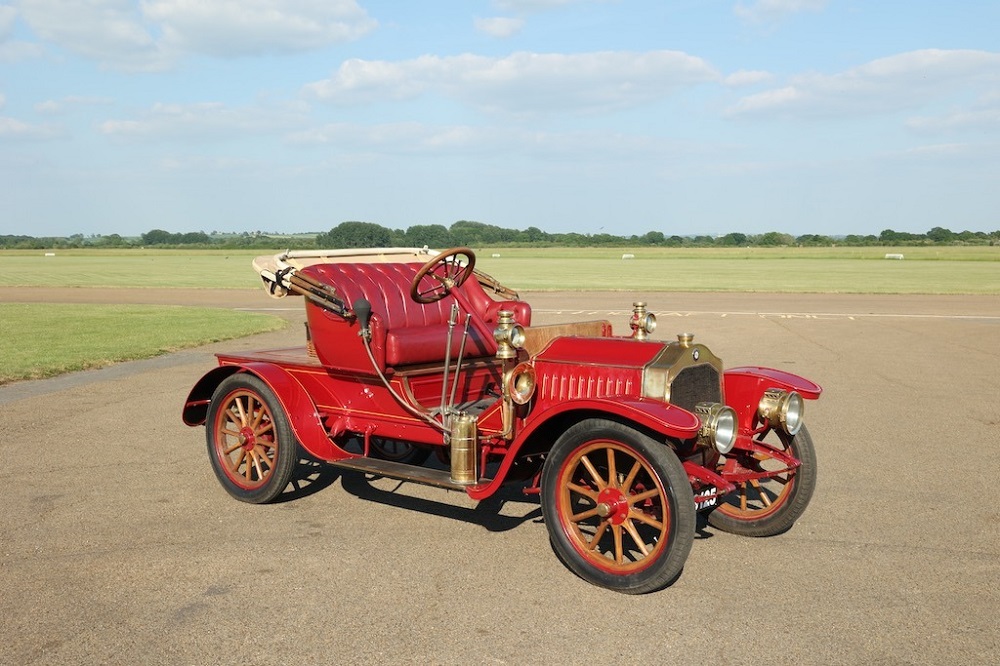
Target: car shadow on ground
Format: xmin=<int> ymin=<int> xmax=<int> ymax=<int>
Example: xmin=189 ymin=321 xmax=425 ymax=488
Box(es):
xmin=277 ymin=443 xmax=543 ymax=531
xmin=278 ymin=452 xmax=714 ymax=537
xmin=336 ymin=471 xmax=543 ymax=533
xmin=273 ymin=454 xmax=345 ymax=503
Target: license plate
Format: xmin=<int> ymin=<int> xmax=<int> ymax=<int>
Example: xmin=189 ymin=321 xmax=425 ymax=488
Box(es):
xmin=694 ymin=487 xmax=718 ymax=511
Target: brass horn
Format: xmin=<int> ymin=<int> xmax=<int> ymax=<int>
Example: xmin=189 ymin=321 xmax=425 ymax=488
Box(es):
xmin=505 ymin=362 xmax=537 ymax=406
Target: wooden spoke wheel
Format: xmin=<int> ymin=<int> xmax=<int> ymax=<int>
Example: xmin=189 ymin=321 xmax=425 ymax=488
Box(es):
xmin=410 ymin=247 xmax=476 ymax=304
xmin=207 ymin=374 xmax=299 ymax=504
xmin=541 ymin=419 xmax=695 ymax=594
xmin=708 ymin=425 xmax=816 ymax=537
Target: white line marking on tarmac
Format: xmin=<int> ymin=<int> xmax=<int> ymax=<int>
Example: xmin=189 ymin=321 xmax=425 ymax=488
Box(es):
xmin=530 ymin=309 xmax=1000 ymax=321
xmin=236 ymin=307 xmax=1000 ymax=322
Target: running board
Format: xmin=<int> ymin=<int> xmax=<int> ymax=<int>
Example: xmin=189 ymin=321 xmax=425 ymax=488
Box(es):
xmin=329 ymin=457 xmax=475 ymax=491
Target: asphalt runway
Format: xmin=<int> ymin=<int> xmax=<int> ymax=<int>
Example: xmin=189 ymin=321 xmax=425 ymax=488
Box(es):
xmin=1 ymin=287 xmax=998 ymax=665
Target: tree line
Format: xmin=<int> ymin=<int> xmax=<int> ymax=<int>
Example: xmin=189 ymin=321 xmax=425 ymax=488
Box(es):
xmin=2 ymin=221 xmax=998 ymax=250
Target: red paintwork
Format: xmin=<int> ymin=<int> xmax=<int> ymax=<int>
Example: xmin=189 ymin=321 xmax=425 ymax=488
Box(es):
xmin=183 ymin=254 xmax=822 ymax=504
xmin=723 ymin=366 xmax=823 ymax=430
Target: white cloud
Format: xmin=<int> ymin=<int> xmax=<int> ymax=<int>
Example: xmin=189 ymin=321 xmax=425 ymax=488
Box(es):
xmin=906 ymin=108 xmax=1000 ymax=135
xmin=724 ymin=69 xmax=774 ymax=86
xmin=735 ymin=0 xmax=828 ymax=22
xmin=100 ymin=101 xmax=309 ymax=140
xmin=19 ymin=0 xmax=167 ymax=70
xmin=726 ymin=49 xmax=1000 ymax=119
xmin=494 ymin=0 xmax=587 ymax=10
xmin=0 ymin=5 xmax=44 ymax=63
xmin=304 ymin=50 xmax=719 ymax=115
xmin=0 ymin=4 xmax=17 ymax=38
xmin=35 ymin=95 xmax=114 ymax=114
xmin=287 ymin=120 xmax=699 ymax=166
xmin=0 ymin=115 xmax=62 ymax=139
xmin=16 ymin=0 xmax=375 ymax=70
xmin=142 ymin=0 xmax=376 ymax=57
xmin=474 ymin=16 xmax=525 ymax=38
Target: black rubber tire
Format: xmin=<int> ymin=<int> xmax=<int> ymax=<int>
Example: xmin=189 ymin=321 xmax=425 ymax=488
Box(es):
xmin=708 ymin=425 xmax=817 ymax=537
xmin=206 ymin=373 xmax=299 ymax=504
xmin=540 ymin=418 xmax=695 ymax=594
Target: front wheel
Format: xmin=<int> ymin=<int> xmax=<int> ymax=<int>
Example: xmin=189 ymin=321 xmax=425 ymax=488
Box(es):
xmin=708 ymin=424 xmax=817 ymax=537
xmin=541 ymin=419 xmax=695 ymax=594
xmin=206 ymin=374 xmax=299 ymax=504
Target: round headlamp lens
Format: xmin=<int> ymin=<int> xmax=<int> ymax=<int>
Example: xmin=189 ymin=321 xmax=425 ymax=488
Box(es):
xmin=714 ymin=406 xmax=737 ymax=454
xmin=783 ymin=392 xmax=803 ymax=435
xmin=695 ymin=403 xmax=738 ymax=454
xmin=509 ymin=324 xmax=526 ymax=349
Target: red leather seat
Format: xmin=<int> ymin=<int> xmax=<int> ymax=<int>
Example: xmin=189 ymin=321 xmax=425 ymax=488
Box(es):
xmin=300 ymin=262 xmax=530 ymax=369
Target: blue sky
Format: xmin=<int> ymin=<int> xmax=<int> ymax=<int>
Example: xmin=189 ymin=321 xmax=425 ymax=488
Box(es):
xmin=1 ymin=0 xmax=998 ymax=239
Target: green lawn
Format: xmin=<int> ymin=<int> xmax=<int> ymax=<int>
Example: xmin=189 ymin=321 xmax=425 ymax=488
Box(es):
xmin=0 ymin=303 xmax=286 ymax=385
xmin=1 ymin=245 xmax=996 ymax=385
xmin=2 ymin=246 xmax=998 ymax=294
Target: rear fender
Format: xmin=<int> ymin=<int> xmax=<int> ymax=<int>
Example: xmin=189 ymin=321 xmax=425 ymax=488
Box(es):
xmin=724 ymin=366 xmax=823 ymax=425
xmin=182 ymin=362 xmax=342 ymax=460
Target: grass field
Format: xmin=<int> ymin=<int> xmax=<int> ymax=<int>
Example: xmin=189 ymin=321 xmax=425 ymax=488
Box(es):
xmin=2 ymin=245 xmax=999 ymax=294
xmin=1 ymin=245 xmax=996 ymax=384
xmin=0 ymin=303 xmax=286 ymax=385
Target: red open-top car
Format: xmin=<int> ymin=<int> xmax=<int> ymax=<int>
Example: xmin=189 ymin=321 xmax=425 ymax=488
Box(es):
xmin=183 ymin=247 xmax=821 ymax=593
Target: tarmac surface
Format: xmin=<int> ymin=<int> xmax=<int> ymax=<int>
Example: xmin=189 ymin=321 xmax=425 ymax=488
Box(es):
xmin=1 ymin=286 xmax=999 ymax=665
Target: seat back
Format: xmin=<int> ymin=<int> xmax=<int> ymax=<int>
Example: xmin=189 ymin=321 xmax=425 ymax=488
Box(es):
xmin=300 ymin=262 xmax=530 ymax=371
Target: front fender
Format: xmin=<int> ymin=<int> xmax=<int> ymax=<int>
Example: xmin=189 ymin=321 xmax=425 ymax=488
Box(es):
xmin=467 ymin=397 xmax=700 ymax=501
xmin=181 ymin=362 xmax=342 ymax=460
xmin=518 ymin=397 xmax=701 ymax=445
xmin=724 ymin=366 xmax=823 ymax=424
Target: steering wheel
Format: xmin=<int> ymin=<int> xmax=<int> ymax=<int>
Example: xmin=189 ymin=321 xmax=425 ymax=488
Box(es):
xmin=410 ymin=247 xmax=477 ymax=304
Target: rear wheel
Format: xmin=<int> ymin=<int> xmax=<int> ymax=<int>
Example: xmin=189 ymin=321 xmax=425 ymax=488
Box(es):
xmin=207 ymin=374 xmax=298 ymax=504
xmin=541 ymin=419 xmax=695 ymax=594
xmin=708 ymin=425 xmax=817 ymax=537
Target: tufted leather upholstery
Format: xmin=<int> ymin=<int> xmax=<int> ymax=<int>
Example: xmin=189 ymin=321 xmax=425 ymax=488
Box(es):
xmin=300 ymin=262 xmax=530 ymax=369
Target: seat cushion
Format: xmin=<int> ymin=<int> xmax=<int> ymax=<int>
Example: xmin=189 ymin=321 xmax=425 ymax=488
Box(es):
xmin=385 ymin=323 xmax=494 ymax=367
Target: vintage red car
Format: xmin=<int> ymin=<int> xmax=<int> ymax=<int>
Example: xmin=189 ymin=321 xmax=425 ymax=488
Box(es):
xmin=182 ymin=247 xmax=821 ymax=593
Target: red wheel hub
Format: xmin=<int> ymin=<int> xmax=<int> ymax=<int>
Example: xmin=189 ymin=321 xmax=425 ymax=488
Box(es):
xmin=238 ymin=427 xmax=256 ymax=451
xmin=596 ymin=487 xmax=629 ymax=525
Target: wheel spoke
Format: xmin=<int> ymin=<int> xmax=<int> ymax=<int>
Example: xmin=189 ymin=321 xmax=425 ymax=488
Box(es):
xmin=740 ymin=484 xmax=748 ymax=511
xmin=250 ymin=402 xmax=265 ymax=430
xmin=223 ymin=440 xmax=243 ymax=455
xmin=580 ymin=454 xmax=607 ymax=490
xmin=622 ymin=460 xmax=642 ymax=493
xmin=253 ymin=445 xmax=273 ymax=471
xmin=607 ymin=448 xmax=618 ymax=487
xmin=749 ymin=479 xmax=772 ymax=507
xmin=255 ymin=421 xmax=274 ymax=437
xmin=622 ymin=519 xmax=650 ymax=557
xmin=629 ymin=508 xmax=664 ymax=531
xmin=232 ymin=448 xmax=247 ymax=478
xmin=571 ymin=506 xmax=600 ymax=523
xmin=229 ymin=448 xmax=247 ymax=474
xmin=249 ymin=449 xmax=265 ymax=480
xmin=587 ymin=520 xmax=610 ymax=550
xmin=244 ymin=450 xmax=256 ymax=480
xmin=234 ymin=397 xmax=248 ymax=426
xmin=567 ymin=481 xmax=599 ymax=501
xmin=629 ymin=487 xmax=661 ymax=505
xmin=612 ymin=524 xmax=624 ymax=565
